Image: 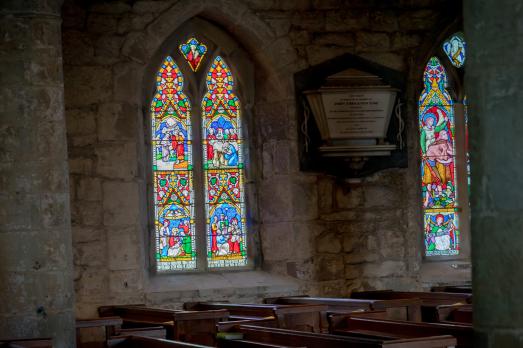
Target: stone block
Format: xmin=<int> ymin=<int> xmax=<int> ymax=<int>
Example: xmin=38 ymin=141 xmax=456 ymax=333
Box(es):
xmin=66 ymin=107 xmax=97 ymax=136
xmin=74 ymin=241 xmax=106 ymax=267
xmin=77 ymin=177 xmax=102 ymax=202
xmin=260 ymin=222 xmax=294 ymax=261
xmin=315 ymin=255 xmax=344 ymax=281
xmin=291 ymin=11 xmax=325 ymax=31
xmin=107 ymin=233 xmax=141 ymax=270
xmin=306 ymin=45 xmax=352 ymax=66
xmin=398 ymin=10 xmax=437 ymax=31
xmin=95 ymin=142 xmax=137 ymax=180
xmin=113 ymin=62 xmax=144 ymax=103
xmin=75 ymin=267 xmax=109 ymax=297
xmin=325 ymin=10 xmax=370 ymax=32
xmin=316 ymin=232 xmax=341 ymax=253
xmin=94 ymin=35 xmax=124 ymax=64
xmin=292 ymin=222 xmax=317 ymax=260
xmin=73 ymin=201 xmax=102 ymax=226
xmin=109 ymin=269 xmax=144 ymax=293
xmin=355 ymin=32 xmax=390 ymax=52
xmin=292 ymin=179 xmax=318 ymax=220
xmin=132 ymin=1 xmax=172 ymax=13
xmin=86 ymin=14 xmax=118 ymax=34
xmin=97 ymin=103 xmax=139 ymax=141
xmin=344 ymin=250 xmax=379 ymax=264
xmin=102 ymin=181 xmax=140 ymax=226
xmin=362 ymin=261 xmax=406 ymax=277
xmin=62 ymin=31 xmax=94 ymax=66
xmin=289 ymin=30 xmax=311 ymax=45
xmin=68 ymin=157 xmax=94 ymax=175
xmin=259 ymin=179 xmax=292 ymax=222
xmin=335 ymin=185 xmax=364 ymax=209
xmin=391 ymin=33 xmax=422 ymax=50
xmin=72 ymin=226 xmax=102 ymax=243
xmin=64 ymin=66 xmax=112 ymax=107
xmin=369 ymin=10 xmax=399 ymax=32
xmin=312 ymin=32 xmax=355 ymax=46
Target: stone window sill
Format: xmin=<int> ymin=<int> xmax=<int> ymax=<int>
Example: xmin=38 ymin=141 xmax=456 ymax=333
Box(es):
xmin=146 ymin=270 xmax=306 ymax=299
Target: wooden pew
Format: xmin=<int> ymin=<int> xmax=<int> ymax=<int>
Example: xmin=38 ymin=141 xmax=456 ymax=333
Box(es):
xmin=266 ymin=296 xmax=422 ymax=322
xmin=76 ymin=316 xmax=166 ymax=347
xmin=331 ymin=314 xmax=472 ymax=348
xmin=351 ymin=290 xmax=471 ymax=322
xmin=106 ymin=336 xmax=212 ymax=347
xmin=435 ymin=304 xmax=472 ymax=325
xmin=185 ymin=302 xmax=328 ymax=333
xmin=431 ymin=285 xmax=472 ymax=294
xmin=0 ymin=339 xmax=53 ymax=348
xmin=221 ymin=324 xmax=457 ymax=348
xmin=107 ymin=335 xmax=303 ymax=348
xmin=99 ymin=305 xmax=228 ymax=345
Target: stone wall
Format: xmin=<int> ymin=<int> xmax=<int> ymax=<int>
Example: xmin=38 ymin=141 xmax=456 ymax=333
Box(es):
xmin=62 ymin=0 xmax=467 ymax=317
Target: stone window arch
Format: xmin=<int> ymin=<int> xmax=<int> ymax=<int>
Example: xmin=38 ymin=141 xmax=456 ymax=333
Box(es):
xmin=146 ymin=18 xmax=257 ymax=273
xmin=418 ymin=29 xmax=470 ymax=262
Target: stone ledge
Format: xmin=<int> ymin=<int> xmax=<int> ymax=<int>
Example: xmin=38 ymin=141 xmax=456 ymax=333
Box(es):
xmin=420 ymin=260 xmax=472 ymax=288
xmin=146 ymin=270 xmax=306 ymax=295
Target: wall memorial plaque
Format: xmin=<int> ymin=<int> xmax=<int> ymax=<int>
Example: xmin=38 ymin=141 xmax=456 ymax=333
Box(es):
xmin=321 ymin=89 xmax=397 ymax=139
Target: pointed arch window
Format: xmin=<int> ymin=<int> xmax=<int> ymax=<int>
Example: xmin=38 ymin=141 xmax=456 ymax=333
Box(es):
xmin=419 ymin=32 xmax=470 ymax=258
xmin=150 ymin=39 xmax=249 ymax=272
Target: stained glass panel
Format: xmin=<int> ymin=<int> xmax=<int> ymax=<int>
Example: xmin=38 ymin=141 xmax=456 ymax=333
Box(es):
xmin=179 ymin=37 xmax=207 ymax=72
xmin=443 ymin=32 xmax=466 ymax=68
xmin=419 ymin=57 xmax=459 ymax=256
xmin=151 ymin=56 xmax=196 ymax=271
xmin=203 ymin=56 xmax=247 ymax=268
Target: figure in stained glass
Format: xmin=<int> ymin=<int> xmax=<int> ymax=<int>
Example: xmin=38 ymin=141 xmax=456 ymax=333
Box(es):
xmin=179 ymin=38 xmax=207 ymax=72
xmin=420 ymin=107 xmax=455 ymax=209
xmin=419 ymin=56 xmax=459 ymax=257
xmin=443 ymin=33 xmax=466 ymax=68
xmin=202 ymin=56 xmax=247 ymax=268
xmin=151 ymin=56 xmax=196 ymax=271
xmin=424 ymin=213 xmax=459 ymax=256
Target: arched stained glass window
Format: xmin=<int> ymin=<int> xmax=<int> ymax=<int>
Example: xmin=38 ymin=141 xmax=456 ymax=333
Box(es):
xmin=151 ymin=56 xmax=196 ymax=271
xmin=150 ymin=37 xmax=249 ymax=272
xmin=419 ymin=57 xmax=460 ymax=256
xmin=203 ymin=56 xmax=247 ymax=268
xmin=443 ymin=32 xmax=466 ymax=68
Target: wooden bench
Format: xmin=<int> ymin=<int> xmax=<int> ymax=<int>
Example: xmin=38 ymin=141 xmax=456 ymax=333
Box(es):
xmin=99 ymin=305 xmax=228 ymax=345
xmin=186 ymin=303 xmax=328 ymax=333
xmin=431 ymin=285 xmax=472 ymax=294
xmin=351 ymin=290 xmax=471 ymax=322
xmin=0 ymin=339 xmax=53 ymax=348
xmin=435 ymin=304 xmax=472 ymax=324
xmin=106 ymin=336 xmax=212 ymax=348
xmin=331 ymin=314 xmax=472 ymax=348
xmin=221 ymin=324 xmax=457 ymax=348
xmin=266 ymin=296 xmax=422 ymax=322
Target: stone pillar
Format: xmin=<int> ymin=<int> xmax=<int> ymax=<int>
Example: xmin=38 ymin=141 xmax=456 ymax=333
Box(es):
xmin=465 ymin=0 xmax=523 ymax=346
xmin=0 ymin=1 xmax=75 ymax=347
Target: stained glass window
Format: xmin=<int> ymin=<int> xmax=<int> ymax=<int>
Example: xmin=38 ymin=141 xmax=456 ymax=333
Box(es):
xmin=419 ymin=57 xmax=460 ymax=256
xmin=179 ymin=38 xmax=207 ymax=72
xmin=151 ymin=56 xmax=196 ymax=271
xmin=202 ymin=56 xmax=248 ymax=268
xmin=443 ymin=33 xmax=466 ymax=68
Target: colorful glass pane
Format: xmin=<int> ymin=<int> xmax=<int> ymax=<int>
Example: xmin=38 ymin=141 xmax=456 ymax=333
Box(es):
xmin=203 ymin=56 xmax=247 ymax=268
xmin=151 ymin=56 xmax=196 ymax=271
xmin=443 ymin=32 xmax=466 ymax=68
xmin=419 ymin=57 xmax=459 ymax=256
xmin=464 ymin=96 xmax=470 ymax=190
xmin=179 ymin=38 xmax=207 ymax=72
